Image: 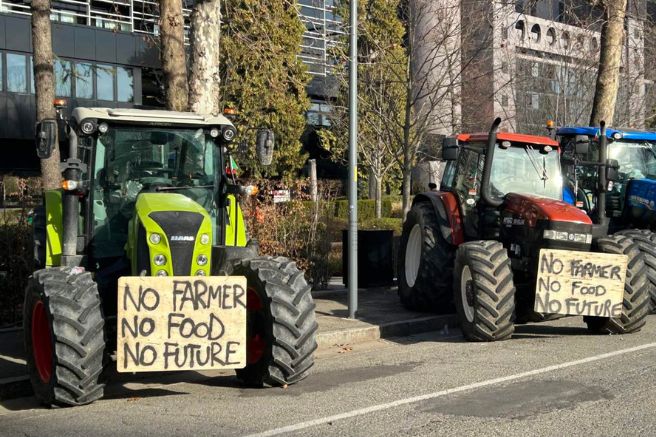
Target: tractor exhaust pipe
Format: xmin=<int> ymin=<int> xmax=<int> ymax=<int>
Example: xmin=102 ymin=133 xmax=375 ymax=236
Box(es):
xmin=481 ymin=117 xmax=503 ymax=207
xmin=597 ymin=121 xmax=609 ymax=229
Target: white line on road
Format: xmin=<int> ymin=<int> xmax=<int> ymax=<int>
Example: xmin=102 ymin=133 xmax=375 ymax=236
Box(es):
xmin=244 ymin=341 xmax=656 ymax=437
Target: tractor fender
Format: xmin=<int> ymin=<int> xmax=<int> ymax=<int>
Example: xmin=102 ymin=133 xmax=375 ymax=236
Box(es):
xmin=412 ymin=191 xmax=464 ymax=246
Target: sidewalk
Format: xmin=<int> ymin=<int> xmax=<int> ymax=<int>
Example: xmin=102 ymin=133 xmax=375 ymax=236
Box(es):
xmin=0 ymin=278 xmax=458 ymax=400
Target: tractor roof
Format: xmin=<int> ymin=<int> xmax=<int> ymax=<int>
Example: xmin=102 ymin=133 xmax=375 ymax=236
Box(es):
xmin=71 ymin=107 xmax=234 ymax=127
xmin=556 ymin=126 xmax=656 ymax=141
xmin=456 ymin=132 xmax=559 ymax=147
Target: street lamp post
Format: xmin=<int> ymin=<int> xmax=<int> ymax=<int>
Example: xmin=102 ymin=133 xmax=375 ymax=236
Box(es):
xmin=348 ymin=0 xmax=358 ymax=319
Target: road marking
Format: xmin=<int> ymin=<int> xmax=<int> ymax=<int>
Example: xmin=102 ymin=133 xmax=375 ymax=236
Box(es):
xmin=0 ymin=354 xmax=26 ymax=366
xmin=244 ymin=341 xmax=656 ymax=437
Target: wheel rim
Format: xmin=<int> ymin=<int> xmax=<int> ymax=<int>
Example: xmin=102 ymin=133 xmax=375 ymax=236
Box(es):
xmin=460 ymin=266 xmax=475 ymax=323
xmin=405 ymin=224 xmax=422 ymax=287
xmin=246 ymin=287 xmax=266 ymax=365
xmin=31 ymin=300 xmax=53 ymax=383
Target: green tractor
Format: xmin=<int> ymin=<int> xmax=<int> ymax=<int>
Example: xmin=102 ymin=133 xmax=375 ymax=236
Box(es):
xmin=25 ymin=107 xmax=317 ymax=407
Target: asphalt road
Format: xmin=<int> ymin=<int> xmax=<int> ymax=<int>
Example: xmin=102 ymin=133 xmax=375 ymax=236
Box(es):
xmin=2 ymin=316 xmax=656 ymax=437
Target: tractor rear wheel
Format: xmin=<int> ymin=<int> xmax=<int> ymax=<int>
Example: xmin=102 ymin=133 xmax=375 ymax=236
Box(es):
xmin=233 ymin=256 xmax=317 ymax=387
xmin=398 ymin=202 xmax=455 ymax=313
xmin=24 ymin=267 xmax=105 ymax=407
xmin=585 ymin=235 xmax=649 ymax=334
xmin=454 ymin=241 xmax=515 ymax=342
xmin=616 ymin=229 xmax=656 ymax=313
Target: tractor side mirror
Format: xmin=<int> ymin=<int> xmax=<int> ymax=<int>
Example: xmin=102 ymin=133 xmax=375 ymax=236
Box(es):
xmin=574 ymin=136 xmax=589 ymax=155
xmin=442 ymin=137 xmax=459 ymax=161
xmin=35 ymin=119 xmax=57 ymax=159
xmin=255 ymin=128 xmax=275 ymax=166
xmin=442 ymin=147 xmax=458 ymax=161
xmin=606 ymin=159 xmax=620 ymax=183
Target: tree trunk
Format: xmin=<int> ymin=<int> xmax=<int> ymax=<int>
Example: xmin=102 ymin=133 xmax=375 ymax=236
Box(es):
xmin=32 ymin=0 xmax=61 ymax=190
xmin=401 ymin=166 xmax=412 ymax=220
xmin=589 ymin=0 xmax=627 ymax=126
xmin=160 ymin=0 xmax=189 ymax=111
xmin=188 ymin=0 xmax=221 ymax=114
xmin=375 ymin=174 xmax=382 ymax=219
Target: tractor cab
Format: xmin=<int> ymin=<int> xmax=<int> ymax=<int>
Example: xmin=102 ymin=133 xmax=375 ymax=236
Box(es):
xmin=440 ymin=127 xmax=575 ymax=244
xmin=556 ymin=126 xmax=656 ymax=231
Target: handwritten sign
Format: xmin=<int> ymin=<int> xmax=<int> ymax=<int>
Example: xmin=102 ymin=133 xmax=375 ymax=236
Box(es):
xmin=534 ymin=249 xmax=627 ymax=318
xmin=117 ymin=276 xmax=247 ymax=372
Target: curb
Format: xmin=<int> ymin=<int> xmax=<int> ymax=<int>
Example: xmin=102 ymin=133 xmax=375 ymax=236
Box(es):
xmin=316 ymin=314 xmax=459 ymax=348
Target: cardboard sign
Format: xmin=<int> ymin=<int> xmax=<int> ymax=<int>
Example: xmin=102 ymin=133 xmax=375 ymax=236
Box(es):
xmin=117 ymin=276 xmax=247 ymax=373
xmin=534 ymin=249 xmax=627 ymax=318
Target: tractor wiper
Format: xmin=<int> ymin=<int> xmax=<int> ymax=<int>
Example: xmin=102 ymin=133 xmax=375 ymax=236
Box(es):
xmin=524 ymin=146 xmax=549 ymax=185
xmin=155 ymin=185 xmax=213 ymax=191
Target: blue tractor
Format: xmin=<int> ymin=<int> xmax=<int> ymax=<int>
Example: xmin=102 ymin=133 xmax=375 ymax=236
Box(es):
xmin=555 ymin=125 xmax=656 ymax=312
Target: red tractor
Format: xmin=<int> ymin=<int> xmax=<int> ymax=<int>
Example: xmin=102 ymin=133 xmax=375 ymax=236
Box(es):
xmin=398 ymin=119 xmax=649 ymax=341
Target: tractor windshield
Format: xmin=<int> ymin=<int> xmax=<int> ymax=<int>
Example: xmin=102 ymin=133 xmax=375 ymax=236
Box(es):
xmin=489 ymin=144 xmax=563 ymax=200
xmin=608 ymin=141 xmax=656 ymax=182
xmin=90 ymin=126 xmax=218 ymax=258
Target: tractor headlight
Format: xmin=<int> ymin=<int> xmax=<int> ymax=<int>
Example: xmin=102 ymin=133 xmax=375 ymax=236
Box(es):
xmin=210 ymin=127 xmax=220 ymax=138
xmin=157 ymin=270 xmax=168 ymax=276
xmin=98 ymin=122 xmax=109 ymax=134
xmin=154 ymin=254 xmax=167 ymax=266
xmin=197 ymin=254 xmax=208 ymax=266
xmin=222 ymin=126 xmax=237 ymax=142
xmin=79 ymin=119 xmax=97 ymax=135
xmin=196 ymin=270 xmax=206 ymax=276
xmin=200 ymin=233 xmax=210 ymax=245
xmin=149 ymin=233 xmax=162 ymax=245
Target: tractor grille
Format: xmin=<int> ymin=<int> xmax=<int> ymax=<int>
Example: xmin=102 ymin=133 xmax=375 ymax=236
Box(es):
xmin=149 ymin=211 xmax=204 ymax=276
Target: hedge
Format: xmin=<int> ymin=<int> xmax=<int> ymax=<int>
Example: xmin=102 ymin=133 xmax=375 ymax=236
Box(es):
xmin=332 ymin=199 xmax=392 ymax=220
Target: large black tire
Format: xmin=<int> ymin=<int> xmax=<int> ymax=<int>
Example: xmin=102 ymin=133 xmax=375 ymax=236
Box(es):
xmin=585 ymin=235 xmax=649 ymax=334
xmin=397 ymin=202 xmax=455 ymax=313
xmin=24 ymin=267 xmax=106 ymax=407
xmin=616 ymin=229 xmax=656 ymax=313
xmin=453 ymin=241 xmax=515 ymax=342
xmin=233 ymin=256 xmax=317 ymax=387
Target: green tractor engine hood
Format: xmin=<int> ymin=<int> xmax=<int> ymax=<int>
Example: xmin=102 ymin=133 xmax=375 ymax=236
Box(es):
xmin=127 ymin=193 xmax=213 ymax=276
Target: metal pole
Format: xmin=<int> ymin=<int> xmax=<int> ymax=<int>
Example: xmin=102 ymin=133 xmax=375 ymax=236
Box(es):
xmin=348 ymin=0 xmax=358 ymax=319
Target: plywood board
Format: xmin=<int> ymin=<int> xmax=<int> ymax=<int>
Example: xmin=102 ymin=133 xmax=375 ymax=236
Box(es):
xmin=534 ymin=249 xmax=627 ymax=318
xmin=117 ymin=276 xmax=247 ymax=373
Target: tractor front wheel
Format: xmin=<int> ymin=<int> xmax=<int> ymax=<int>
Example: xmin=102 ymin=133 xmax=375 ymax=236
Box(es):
xmin=233 ymin=256 xmax=318 ymax=387
xmin=24 ymin=267 xmax=106 ymax=407
xmin=585 ymin=235 xmax=649 ymax=334
xmin=453 ymin=241 xmax=515 ymax=342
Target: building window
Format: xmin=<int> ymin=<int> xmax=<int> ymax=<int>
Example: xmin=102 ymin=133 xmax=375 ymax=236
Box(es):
xmin=75 ymin=63 xmax=94 ymax=99
xmin=7 ymin=53 xmax=27 ymax=93
xmin=117 ymin=66 xmax=134 ymax=102
xmin=96 ymin=64 xmax=115 ymax=101
xmin=55 ymin=59 xmax=72 ymax=97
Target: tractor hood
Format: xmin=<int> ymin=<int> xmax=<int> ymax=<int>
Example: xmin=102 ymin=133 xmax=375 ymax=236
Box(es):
xmin=127 ymin=193 xmax=213 ymax=276
xmin=503 ymin=193 xmax=592 ymax=228
xmin=626 ymin=178 xmax=656 ymax=212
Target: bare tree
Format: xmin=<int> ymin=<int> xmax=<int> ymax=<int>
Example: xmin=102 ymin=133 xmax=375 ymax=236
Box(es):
xmin=31 ymin=0 xmax=61 ymax=190
xmin=590 ymin=0 xmax=628 ymax=125
xmin=159 ymin=0 xmax=189 ymax=111
xmin=188 ymin=0 xmax=221 ymax=114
